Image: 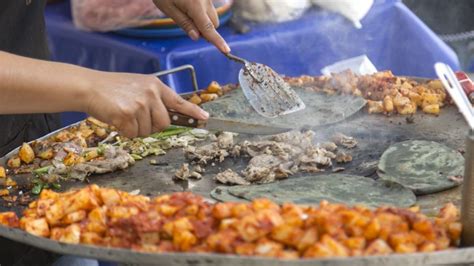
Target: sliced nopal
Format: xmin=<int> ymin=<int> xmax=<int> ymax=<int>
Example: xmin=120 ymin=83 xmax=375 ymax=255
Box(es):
xmin=211 ymin=174 xmax=416 ymax=208
xmin=378 ymin=140 xmax=465 ymax=195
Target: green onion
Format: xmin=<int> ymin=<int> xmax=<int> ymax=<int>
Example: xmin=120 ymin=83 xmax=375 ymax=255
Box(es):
xmin=33 ymin=166 xmax=51 ymax=175
xmin=52 ymin=183 xmax=61 ymax=189
xmin=150 ymin=126 xmax=191 ymax=139
xmin=31 ymin=183 xmax=43 ymax=195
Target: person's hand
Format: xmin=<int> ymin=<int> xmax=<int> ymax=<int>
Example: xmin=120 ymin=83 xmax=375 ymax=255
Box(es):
xmin=153 ymin=0 xmax=230 ymax=53
xmin=83 ymin=71 xmax=209 ymax=138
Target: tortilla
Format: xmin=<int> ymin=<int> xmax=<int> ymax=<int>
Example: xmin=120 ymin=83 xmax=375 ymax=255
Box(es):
xmin=378 ymin=140 xmax=465 ymax=195
xmin=202 ymin=88 xmax=367 ymax=129
xmin=210 ymin=174 xmax=416 ymax=208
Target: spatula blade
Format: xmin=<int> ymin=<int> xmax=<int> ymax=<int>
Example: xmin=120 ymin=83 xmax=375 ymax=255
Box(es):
xmin=238 ymin=63 xmax=306 ymax=118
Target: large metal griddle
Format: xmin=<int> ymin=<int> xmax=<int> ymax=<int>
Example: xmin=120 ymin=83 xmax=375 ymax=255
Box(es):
xmin=0 ymin=80 xmax=472 ymax=265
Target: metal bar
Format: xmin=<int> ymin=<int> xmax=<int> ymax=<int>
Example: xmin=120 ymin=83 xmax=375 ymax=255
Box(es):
xmin=461 ymin=130 xmax=474 ymax=246
xmin=154 ymin=65 xmax=199 ymax=92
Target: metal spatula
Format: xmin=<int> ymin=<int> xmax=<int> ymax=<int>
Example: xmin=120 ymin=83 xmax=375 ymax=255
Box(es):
xmin=225 ymin=53 xmax=306 ymax=118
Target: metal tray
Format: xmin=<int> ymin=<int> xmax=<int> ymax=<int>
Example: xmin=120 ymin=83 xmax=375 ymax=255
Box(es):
xmin=0 ymin=81 xmax=473 ymax=265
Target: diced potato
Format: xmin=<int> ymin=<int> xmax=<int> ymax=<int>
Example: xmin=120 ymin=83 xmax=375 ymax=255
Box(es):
xmin=367 ymin=100 xmax=384 ymax=114
xmin=189 ymin=94 xmax=202 ymax=105
xmin=87 ymin=117 xmax=109 ymax=129
xmin=394 ymin=243 xmax=417 ymax=254
xmin=0 ymin=212 xmax=19 ymax=227
xmin=427 ymin=80 xmax=444 ymax=91
xmin=5 ymin=178 xmax=17 ymax=187
xmin=81 ymin=232 xmax=103 ymax=245
xmin=22 ymin=218 xmax=50 ymax=237
xmin=7 ymin=156 xmax=21 ymax=169
xmin=94 ymin=127 xmax=107 ymax=138
xmin=421 ymin=93 xmax=440 ymax=108
xmin=364 ymin=239 xmax=393 ymax=255
xmin=422 ymin=104 xmax=440 ymax=115
xmin=63 ymin=152 xmax=85 ymax=166
xmin=408 ymin=92 xmax=423 ymax=107
xmin=0 ymin=167 xmax=6 ymax=178
xmin=0 ymin=189 xmax=9 ymax=196
xmin=206 ymin=81 xmax=223 ymax=95
xmin=383 ymin=96 xmax=394 ymax=113
xmin=19 ymin=143 xmax=35 ymax=164
xmin=364 ymin=218 xmax=381 ymax=240
xmin=38 ymin=148 xmax=54 ymax=160
xmin=200 ymin=93 xmax=219 ymax=103
xmin=173 ymin=230 xmax=197 ymax=251
xmin=62 ymin=210 xmax=87 ymax=225
xmin=83 ymin=149 xmax=100 ymax=162
xmin=58 ymin=224 xmax=81 ymax=244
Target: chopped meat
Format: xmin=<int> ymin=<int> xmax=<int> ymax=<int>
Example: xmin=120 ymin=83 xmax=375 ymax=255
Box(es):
xmin=215 ymin=169 xmax=250 ymax=185
xmin=193 ymin=165 xmax=204 ymax=174
xmin=335 ymin=151 xmax=353 ymax=163
xmin=190 ymin=172 xmax=202 ymax=180
xmin=175 ymin=164 xmax=191 ymax=181
xmin=217 ymin=132 xmax=234 ymax=149
xmin=183 ymin=130 xmax=357 ymax=184
xmin=332 ymin=133 xmax=358 ymax=149
xmin=50 ymin=145 xmax=134 ymax=181
xmin=320 ymin=142 xmax=338 ymax=152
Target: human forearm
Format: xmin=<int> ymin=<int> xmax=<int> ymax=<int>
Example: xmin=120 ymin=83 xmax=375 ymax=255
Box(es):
xmin=0 ymin=51 xmax=92 ymax=114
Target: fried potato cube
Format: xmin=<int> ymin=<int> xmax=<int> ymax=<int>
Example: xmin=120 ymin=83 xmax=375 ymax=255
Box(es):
xmin=64 ymin=188 xmax=100 ymax=215
xmin=303 ymin=243 xmax=333 ymax=258
xmin=0 ymin=166 xmax=6 ymax=178
xmin=364 ymin=218 xmax=381 ymax=240
xmin=7 ymin=156 xmax=21 ymax=169
xmin=0 ymin=189 xmax=9 ymax=196
xmin=87 ymin=117 xmax=109 ymax=129
xmin=418 ymin=242 xmax=436 ymax=252
xmin=297 ymin=227 xmax=318 ymax=252
xmin=206 ymin=81 xmax=223 ymax=95
xmin=364 ymin=239 xmax=393 ymax=255
xmin=270 ymin=223 xmax=303 ymax=247
xmin=422 ymin=104 xmax=440 ymax=115
xmin=62 ymin=210 xmax=87 ymax=225
xmin=37 ymin=148 xmax=54 ymax=160
xmin=434 ymin=236 xmax=451 ymax=250
xmin=219 ymin=218 xmax=237 ymax=230
xmin=36 ymin=198 xmax=55 ymax=217
xmin=321 ymin=235 xmax=349 ymax=257
xmin=421 ymin=93 xmax=440 ymax=108
xmin=383 ymin=96 xmax=394 ymax=113
xmin=92 ymin=127 xmax=107 ymax=139
xmin=86 ymin=207 xmax=107 ymax=234
xmin=236 ymin=215 xmax=268 ymax=242
xmin=157 ymin=204 xmax=178 ymax=217
xmin=173 ymin=230 xmax=197 ymax=251
xmin=413 ymin=220 xmax=436 ymax=241
xmin=19 ymin=143 xmax=35 ymax=164
xmin=394 ymin=243 xmax=417 ymax=254
xmin=99 ymin=188 xmax=121 ymax=206
xmin=438 ymin=203 xmax=460 ymax=223
xmin=255 ymin=239 xmax=284 ymax=257
xmin=200 ymin=93 xmax=219 ymax=103
xmin=63 ymin=152 xmax=85 ymax=166
xmin=39 ymin=189 xmax=59 ymax=200
xmin=139 ymin=232 xmax=161 ymax=245
xmin=22 ymin=218 xmax=50 ymax=237
xmin=189 ymin=94 xmax=202 ymax=105
xmin=45 ymin=200 xmax=66 ymax=226
xmin=81 ymin=232 xmax=103 ymax=245
xmin=213 ymin=203 xmax=233 ymax=219
xmin=448 ymin=222 xmax=462 ymax=242
xmin=408 ymin=92 xmax=423 ymax=107
xmin=57 ymin=224 xmax=81 ymax=244
xmin=367 ymin=100 xmax=384 ymax=114
xmin=427 ymin=80 xmax=444 ymax=91
xmin=83 ymin=149 xmax=100 ymax=162
xmin=343 ymin=237 xmax=366 ymax=251
xmin=0 ymin=212 xmax=19 ymax=227
xmin=235 ymin=242 xmax=256 ymax=256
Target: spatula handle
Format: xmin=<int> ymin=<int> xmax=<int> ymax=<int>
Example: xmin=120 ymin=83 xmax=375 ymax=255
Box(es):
xmin=168 ymin=110 xmax=205 ymax=128
xmin=224 ymin=53 xmax=247 ymax=65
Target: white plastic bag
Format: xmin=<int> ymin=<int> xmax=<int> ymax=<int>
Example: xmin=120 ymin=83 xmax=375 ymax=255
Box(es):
xmin=234 ymin=0 xmax=311 ymax=23
xmin=321 ymin=55 xmax=378 ymax=76
xmin=311 ymin=0 xmax=374 ymax=28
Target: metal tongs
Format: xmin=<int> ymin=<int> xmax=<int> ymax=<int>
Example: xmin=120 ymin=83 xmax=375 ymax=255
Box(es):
xmin=224 ymin=53 xmax=306 ymax=118
xmin=435 ymin=63 xmax=474 ymax=247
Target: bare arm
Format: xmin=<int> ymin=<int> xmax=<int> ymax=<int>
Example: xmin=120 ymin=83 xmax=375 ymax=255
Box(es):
xmin=0 ymin=51 xmax=208 ymax=137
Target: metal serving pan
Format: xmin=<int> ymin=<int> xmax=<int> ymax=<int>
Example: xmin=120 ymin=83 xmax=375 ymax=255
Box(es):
xmin=0 ymin=77 xmax=473 ymax=265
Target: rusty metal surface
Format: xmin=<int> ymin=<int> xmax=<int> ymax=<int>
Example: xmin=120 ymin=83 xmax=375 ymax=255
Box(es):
xmin=0 ymin=86 xmax=472 ymax=264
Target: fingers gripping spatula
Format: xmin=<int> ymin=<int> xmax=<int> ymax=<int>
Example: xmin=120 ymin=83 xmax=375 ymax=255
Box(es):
xmin=225 ymin=53 xmax=306 ymax=118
